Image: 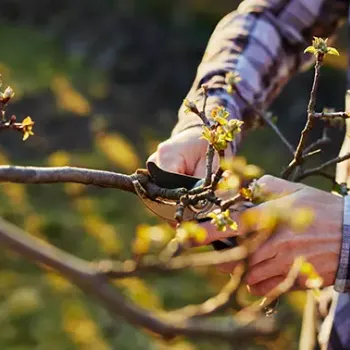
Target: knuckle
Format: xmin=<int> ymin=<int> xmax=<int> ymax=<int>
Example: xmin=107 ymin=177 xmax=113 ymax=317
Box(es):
xmin=249 ymin=284 xmax=264 ymax=296
xmin=216 ymin=262 xmax=237 ymax=274
xmin=258 ymin=174 xmax=276 ymax=185
xmin=246 ymin=271 xmax=259 ymax=286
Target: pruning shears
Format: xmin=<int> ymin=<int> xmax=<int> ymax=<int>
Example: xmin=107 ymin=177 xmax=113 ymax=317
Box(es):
xmin=134 ymin=161 xmax=252 ymax=251
xmin=134 ymin=162 xmax=278 ymax=315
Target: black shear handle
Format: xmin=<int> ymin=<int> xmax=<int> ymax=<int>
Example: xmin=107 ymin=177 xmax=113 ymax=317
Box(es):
xmin=212 ymin=238 xmax=238 ymax=250
xmin=146 ymin=162 xmax=239 ymax=251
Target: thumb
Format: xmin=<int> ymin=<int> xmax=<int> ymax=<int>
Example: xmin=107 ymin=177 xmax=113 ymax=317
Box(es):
xmin=193 ymin=159 xmax=207 ymax=178
xmin=147 ymin=149 xmax=187 ymax=174
xmin=200 ymin=220 xmax=239 ymax=246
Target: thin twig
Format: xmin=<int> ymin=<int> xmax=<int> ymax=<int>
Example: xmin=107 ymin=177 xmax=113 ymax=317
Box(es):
xmin=298 ymin=170 xmax=336 ymax=183
xmin=221 ymin=193 xmax=244 ymax=211
xmin=204 ymin=145 xmax=215 ymax=186
xmin=262 ymin=114 xmax=295 ymax=155
xmin=282 ymin=56 xmax=323 ymax=179
xmin=234 ymin=88 xmax=295 ymax=156
xmin=303 ymin=149 xmax=322 ymax=160
xmin=314 ymin=112 xmax=350 ymax=119
xmin=237 ymin=257 xmax=303 ymax=322
xmin=170 ymin=263 xmax=245 ymax=318
xmin=303 ymin=136 xmax=330 ymax=155
xmin=211 ymin=150 xmax=225 ymax=189
xmin=98 ymin=246 xmax=248 ymax=278
xmin=0 ymin=218 xmax=278 ymax=341
xmin=202 ymin=84 xmax=209 ymax=116
xmin=295 ymin=152 xmax=350 ymax=181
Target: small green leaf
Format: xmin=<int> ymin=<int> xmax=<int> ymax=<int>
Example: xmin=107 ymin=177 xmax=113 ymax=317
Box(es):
xmin=304 ymin=46 xmax=316 ymax=55
xmin=327 ymin=47 xmax=340 ymax=56
xmin=214 ymin=116 xmax=228 ymax=125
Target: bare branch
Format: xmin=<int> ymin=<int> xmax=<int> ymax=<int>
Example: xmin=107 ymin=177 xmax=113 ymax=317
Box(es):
xmin=303 ymin=135 xmax=330 ymax=155
xmin=262 ymin=113 xmax=295 ymax=156
xmin=314 ymin=111 xmax=350 ymax=119
xmin=237 ymin=257 xmax=303 ymax=321
xmin=303 ymin=149 xmax=321 ymax=160
xmin=234 ymin=88 xmax=295 ymax=156
xmin=295 ymin=152 xmax=350 ymax=181
xmin=170 ymin=263 xmax=245 ymax=318
xmin=221 ymin=193 xmax=244 ymax=211
xmin=0 ymin=165 xmax=136 ymax=192
xmin=97 ymin=245 xmax=248 ymax=278
xmin=0 ymin=217 xmax=277 ymax=341
xmin=0 ymin=165 xmax=190 ymax=202
xmin=212 ymin=150 xmax=225 ymax=189
xmin=202 ymin=84 xmax=209 ymax=117
xmin=282 ymin=56 xmax=323 ymax=179
xmin=299 ymin=170 xmax=335 ymax=183
xmin=204 ymin=145 xmax=215 ymax=187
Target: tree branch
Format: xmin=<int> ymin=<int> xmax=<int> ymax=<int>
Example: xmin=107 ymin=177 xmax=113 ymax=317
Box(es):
xmin=314 ymin=111 xmax=350 ymax=119
xmin=0 ymin=165 xmax=190 ymax=202
xmin=0 ymin=165 xmax=136 ymax=192
xmin=238 ymin=257 xmax=303 ymax=321
xmin=295 ymin=152 xmax=350 ymax=181
xmin=234 ymin=88 xmax=295 ymax=156
xmin=204 ymin=145 xmax=215 ymax=187
xmin=97 ymin=245 xmax=248 ymax=278
xmin=170 ymin=263 xmax=245 ymax=318
xmin=282 ymin=56 xmax=323 ymax=180
xmin=0 ymin=217 xmax=277 ymax=341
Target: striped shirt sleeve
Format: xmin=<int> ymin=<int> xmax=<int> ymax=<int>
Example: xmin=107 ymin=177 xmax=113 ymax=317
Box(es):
xmin=335 ymin=195 xmax=350 ymax=293
xmin=172 ymin=0 xmax=348 ymax=152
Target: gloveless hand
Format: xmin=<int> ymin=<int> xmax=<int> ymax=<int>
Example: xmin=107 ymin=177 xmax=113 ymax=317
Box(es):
xmin=147 ymin=127 xmax=233 ymax=177
xmin=200 ymin=175 xmax=343 ymax=296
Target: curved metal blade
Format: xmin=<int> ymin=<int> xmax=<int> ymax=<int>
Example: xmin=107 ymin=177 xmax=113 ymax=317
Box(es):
xmin=133 ymin=179 xmax=179 ymax=223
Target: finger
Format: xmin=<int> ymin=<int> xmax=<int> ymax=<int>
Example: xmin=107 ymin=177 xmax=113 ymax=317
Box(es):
xmin=257 ymin=175 xmax=305 ymax=198
xmin=245 ymin=257 xmax=281 ymax=286
xmin=193 ymin=159 xmax=207 ymax=178
xmin=200 ymin=220 xmax=239 ymax=245
xmin=199 ymin=202 xmax=272 ymax=246
xmin=147 ymin=149 xmax=187 ymax=174
xmin=248 ymin=276 xmax=285 ymax=296
xmin=216 ymin=261 xmax=239 ymax=274
xmin=247 ymin=229 xmax=280 ymax=267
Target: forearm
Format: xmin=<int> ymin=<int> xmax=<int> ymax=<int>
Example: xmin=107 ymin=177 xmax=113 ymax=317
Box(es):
xmin=173 ymin=0 xmax=347 ymax=148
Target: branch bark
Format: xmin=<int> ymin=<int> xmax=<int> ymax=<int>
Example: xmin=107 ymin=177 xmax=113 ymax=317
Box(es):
xmin=234 ymin=88 xmax=295 ymax=156
xmin=295 ymin=152 xmax=350 ymax=181
xmin=0 ymin=165 xmax=136 ymax=192
xmin=282 ymin=56 xmax=323 ymax=180
xmin=97 ymin=245 xmax=248 ymax=278
xmin=0 ymin=217 xmax=277 ymax=341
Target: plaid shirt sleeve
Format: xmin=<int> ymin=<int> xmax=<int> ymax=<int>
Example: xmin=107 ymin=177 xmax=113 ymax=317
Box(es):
xmin=335 ymin=195 xmax=350 ymax=293
xmin=172 ymin=0 xmax=348 ymax=153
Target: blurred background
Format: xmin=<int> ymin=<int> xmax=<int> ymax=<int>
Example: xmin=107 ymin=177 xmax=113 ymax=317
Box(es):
xmin=0 ymin=1 xmax=348 ymax=349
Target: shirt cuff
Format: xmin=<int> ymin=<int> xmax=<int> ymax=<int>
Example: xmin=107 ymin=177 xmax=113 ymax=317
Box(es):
xmin=334 ymin=195 xmax=350 ymax=293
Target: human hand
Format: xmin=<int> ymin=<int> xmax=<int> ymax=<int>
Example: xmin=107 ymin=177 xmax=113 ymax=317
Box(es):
xmin=200 ymin=175 xmax=343 ymax=296
xmin=147 ymin=127 xmax=233 ymax=177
